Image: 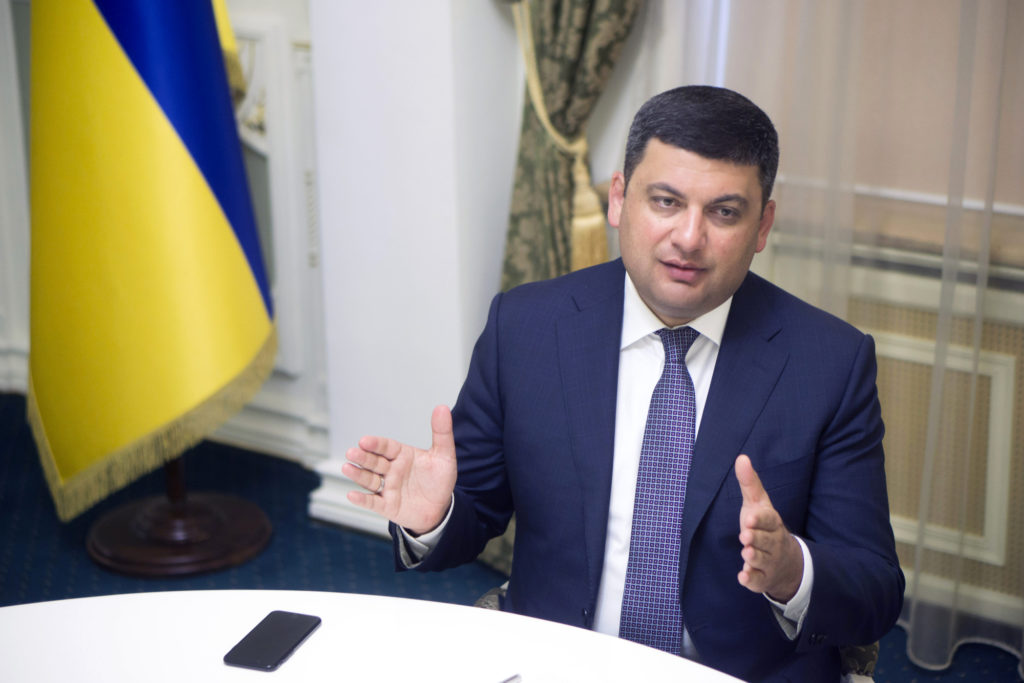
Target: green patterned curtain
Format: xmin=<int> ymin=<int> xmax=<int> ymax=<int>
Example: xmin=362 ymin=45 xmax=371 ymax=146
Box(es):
xmin=479 ymin=0 xmax=642 ymax=577
xmin=500 ymin=0 xmax=643 ymax=291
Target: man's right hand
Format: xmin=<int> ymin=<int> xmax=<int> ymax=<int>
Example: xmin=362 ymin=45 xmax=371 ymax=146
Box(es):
xmin=343 ymin=404 xmax=457 ymax=535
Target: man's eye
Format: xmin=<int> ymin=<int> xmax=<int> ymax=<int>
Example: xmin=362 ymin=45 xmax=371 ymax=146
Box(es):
xmin=652 ymin=196 xmax=677 ymax=208
xmin=714 ymin=206 xmax=739 ymax=219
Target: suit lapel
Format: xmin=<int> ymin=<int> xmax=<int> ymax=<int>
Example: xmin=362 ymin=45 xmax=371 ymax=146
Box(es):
xmin=556 ymin=261 xmax=625 ymax=600
xmin=679 ymin=274 xmax=789 ymax=574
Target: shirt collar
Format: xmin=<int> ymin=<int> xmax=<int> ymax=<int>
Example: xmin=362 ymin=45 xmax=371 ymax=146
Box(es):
xmin=620 ymin=272 xmax=732 ymax=351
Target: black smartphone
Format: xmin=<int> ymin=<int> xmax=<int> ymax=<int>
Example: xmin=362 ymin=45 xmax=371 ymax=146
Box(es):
xmin=223 ymin=610 xmax=322 ymax=671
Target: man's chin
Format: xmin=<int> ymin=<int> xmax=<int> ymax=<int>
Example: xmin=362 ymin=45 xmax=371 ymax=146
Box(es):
xmin=651 ymin=295 xmax=706 ymax=327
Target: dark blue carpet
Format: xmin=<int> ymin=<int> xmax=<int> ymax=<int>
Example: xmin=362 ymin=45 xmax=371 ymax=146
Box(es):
xmin=0 ymin=392 xmax=506 ymax=607
xmin=1 ymin=392 xmax=1020 ymax=680
xmin=875 ymin=626 xmax=1021 ymax=682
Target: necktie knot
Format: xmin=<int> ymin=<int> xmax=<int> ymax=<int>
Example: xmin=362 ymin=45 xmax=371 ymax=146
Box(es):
xmin=657 ymin=327 xmax=699 ymax=365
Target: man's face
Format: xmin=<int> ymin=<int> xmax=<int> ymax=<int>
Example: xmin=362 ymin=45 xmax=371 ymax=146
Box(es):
xmin=608 ymin=139 xmax=775 ymax=327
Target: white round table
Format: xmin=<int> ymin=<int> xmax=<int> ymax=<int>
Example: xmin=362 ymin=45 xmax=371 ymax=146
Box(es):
xmin=0 ymin=590 xmax=743 ymax=682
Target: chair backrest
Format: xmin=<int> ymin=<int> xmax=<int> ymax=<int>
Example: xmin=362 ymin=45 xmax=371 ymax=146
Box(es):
xmin=474 ymin=582 xmax=508 ymax=610
xmin=839 ymin=642 xmax=879 ymax=678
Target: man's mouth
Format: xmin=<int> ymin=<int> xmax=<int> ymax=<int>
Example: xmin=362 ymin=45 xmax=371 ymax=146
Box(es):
xmin=662 ymin=260 xmax=705 ymax=283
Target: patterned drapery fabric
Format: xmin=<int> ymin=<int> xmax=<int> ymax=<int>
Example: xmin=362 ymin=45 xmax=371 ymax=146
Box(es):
xmin=500 ymin=0 xmax=642 ymax=291
xmin=480 ymin=0 xmax=642 ymax=576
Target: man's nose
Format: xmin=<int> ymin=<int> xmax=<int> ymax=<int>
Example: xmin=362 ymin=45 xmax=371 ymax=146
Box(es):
xmin=670 ymin=209 xmax=706 ymax=252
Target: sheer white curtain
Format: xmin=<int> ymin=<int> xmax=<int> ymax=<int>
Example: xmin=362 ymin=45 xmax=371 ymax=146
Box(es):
xmin=593 ymin=0 xmax=1023 ymax=676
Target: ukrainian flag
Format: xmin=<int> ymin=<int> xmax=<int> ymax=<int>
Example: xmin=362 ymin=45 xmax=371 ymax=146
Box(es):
xmin=29 ymin=0 xmax=276 ymax=521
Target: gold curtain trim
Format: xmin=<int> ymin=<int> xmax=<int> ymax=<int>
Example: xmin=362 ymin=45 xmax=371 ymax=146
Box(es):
xmin=511 ymin=0 xmax=608 ymax=272
xmin=29 ymin=327 xmax=278 ymax=521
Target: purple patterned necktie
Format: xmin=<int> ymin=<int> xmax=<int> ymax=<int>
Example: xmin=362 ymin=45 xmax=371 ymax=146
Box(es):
xmin=619 ymin=326 xmax=700 ymax=655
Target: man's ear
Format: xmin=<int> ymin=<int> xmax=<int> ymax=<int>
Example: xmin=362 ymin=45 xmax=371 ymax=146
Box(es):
xmin=608 ymin=171 xmax=626 ymax=228
xmin=755 ymin=199 xmax=775 ymax=253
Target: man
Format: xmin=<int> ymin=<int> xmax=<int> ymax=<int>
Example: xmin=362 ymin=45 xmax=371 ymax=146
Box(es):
xmin=343 ymin=86 xmax=904 ymax=681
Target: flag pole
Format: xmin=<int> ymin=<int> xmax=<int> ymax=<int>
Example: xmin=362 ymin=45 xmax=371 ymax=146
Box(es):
xmin=86 ymin=450 xmax=272 ymax=576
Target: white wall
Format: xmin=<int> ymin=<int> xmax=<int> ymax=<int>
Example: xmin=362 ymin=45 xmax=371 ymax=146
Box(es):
xmin=310 ymin=2 xmax=520 ymax=461
xmin=0 ymin=0 xmax=30 ymax=392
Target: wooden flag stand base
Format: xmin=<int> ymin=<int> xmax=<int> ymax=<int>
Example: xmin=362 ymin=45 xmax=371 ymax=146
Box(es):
xmin=86 ymin=457 xmax=272 ymax=577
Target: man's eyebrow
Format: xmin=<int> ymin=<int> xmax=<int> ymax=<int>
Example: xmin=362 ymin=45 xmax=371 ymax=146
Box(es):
xmin=645 ymin=182 xmax=685 ymax=199
xmin=710 ymin=193 xmax=750 ymax=209
xmin=645 ymin=183 xmax=751 ymax=210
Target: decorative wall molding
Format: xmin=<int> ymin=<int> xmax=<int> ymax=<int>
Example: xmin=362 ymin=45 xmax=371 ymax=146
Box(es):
xmin=777 ymin=174 xmax=1024 ymax=219
xmin=869 ymin=330 xmax=1016 ymax=567
xmin=849 ymin=264 xmax=1024 ymax=328
xmin=233 ymin=12 xmax=314 ymax=380
xmin=903 ymin=568 xmax=1024 ymax=629
xmin=769 ymin=234 xmax=1024 ymax=327
xmin=213 ymin=390 xmax=328 ymax=467
xmin=211 ymin=12 xmax=330 ymax=465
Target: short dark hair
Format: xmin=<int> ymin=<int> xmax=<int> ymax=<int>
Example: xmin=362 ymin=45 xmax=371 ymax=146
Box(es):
xmin=623 ymin=85 xmax=779 ymax=208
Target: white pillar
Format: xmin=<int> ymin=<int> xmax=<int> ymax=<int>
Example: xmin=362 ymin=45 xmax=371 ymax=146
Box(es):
xmin=307 ymin=1 xmax=520 ymax=534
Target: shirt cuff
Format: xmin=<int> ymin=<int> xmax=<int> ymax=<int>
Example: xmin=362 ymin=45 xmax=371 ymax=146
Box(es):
xmin=397 ymin=494 xmax=454 ymax=568
xmin=765 ymin=536 xmax=813 ymax=639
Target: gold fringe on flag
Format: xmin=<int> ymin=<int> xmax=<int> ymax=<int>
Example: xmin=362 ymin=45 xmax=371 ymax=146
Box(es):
xmin=29 ymin=329 xmax=277 ymax=522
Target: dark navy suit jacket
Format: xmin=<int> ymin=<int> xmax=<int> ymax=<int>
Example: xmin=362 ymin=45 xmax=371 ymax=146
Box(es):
xmin=394 ymin=259 xmax=904 ymax=681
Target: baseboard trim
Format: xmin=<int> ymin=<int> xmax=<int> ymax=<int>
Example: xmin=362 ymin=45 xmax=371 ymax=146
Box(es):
xmin=0 ymin=346 xmax=27 ymax=394
xmin=307 ymin=458 xmax=389 ymax=538
xmin=212 ymin=397 xmax=328 ymax=467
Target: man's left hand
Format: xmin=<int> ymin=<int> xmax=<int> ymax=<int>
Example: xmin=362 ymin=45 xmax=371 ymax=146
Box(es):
xmin=734 ymin=454 xmax=804 ymax=603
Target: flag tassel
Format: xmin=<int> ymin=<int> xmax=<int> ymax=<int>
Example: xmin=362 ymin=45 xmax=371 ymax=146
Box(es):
xmin=29 ymin=328 xmax=278 ymax=523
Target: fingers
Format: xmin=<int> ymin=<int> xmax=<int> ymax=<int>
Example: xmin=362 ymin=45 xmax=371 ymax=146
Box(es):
xmin=344 ymin=444 xmax=390 ymax=476
xmin=343 ymin=464 xmax=391 ymax=519
xmin=737 ymin=456 xmax=782 ymax=552
xmin=430 ymin=405 xmax=455 ymax=457
xmin=736 ymin=455 xmax=785 ymax=595
xmin=734 ymin=454 xmax=803 ymax=601
xmin=355 ymin=433 xmax=403 ymax=462
xmin=343 ymin=406 xmax=458 ymax=534
xmin=740 ymin=537 xmax=776 ymax=569
xmin=738 ymin=534 xmax=803 ymax=602
xmin=735 ymin=454 xmax=767 ymax=506
xmin=737 ymin=564 xmax=768 ymax=594
xmin=739 ymin=515 xmax=786 ymax=577
xmin=737 ymin=539 xmax=778 ymax=592
xmin=350 ymin=404 xmax=453 ymax=468
xmin=346 ymin=487 xmax=388 ymax=514
xmin=736 ymin=454 xmax=777 ymax=537
xmin=341 ymin=461 xmax=385 ymax=495
xmin=739 ymin=511 xmax=783 ymax=547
